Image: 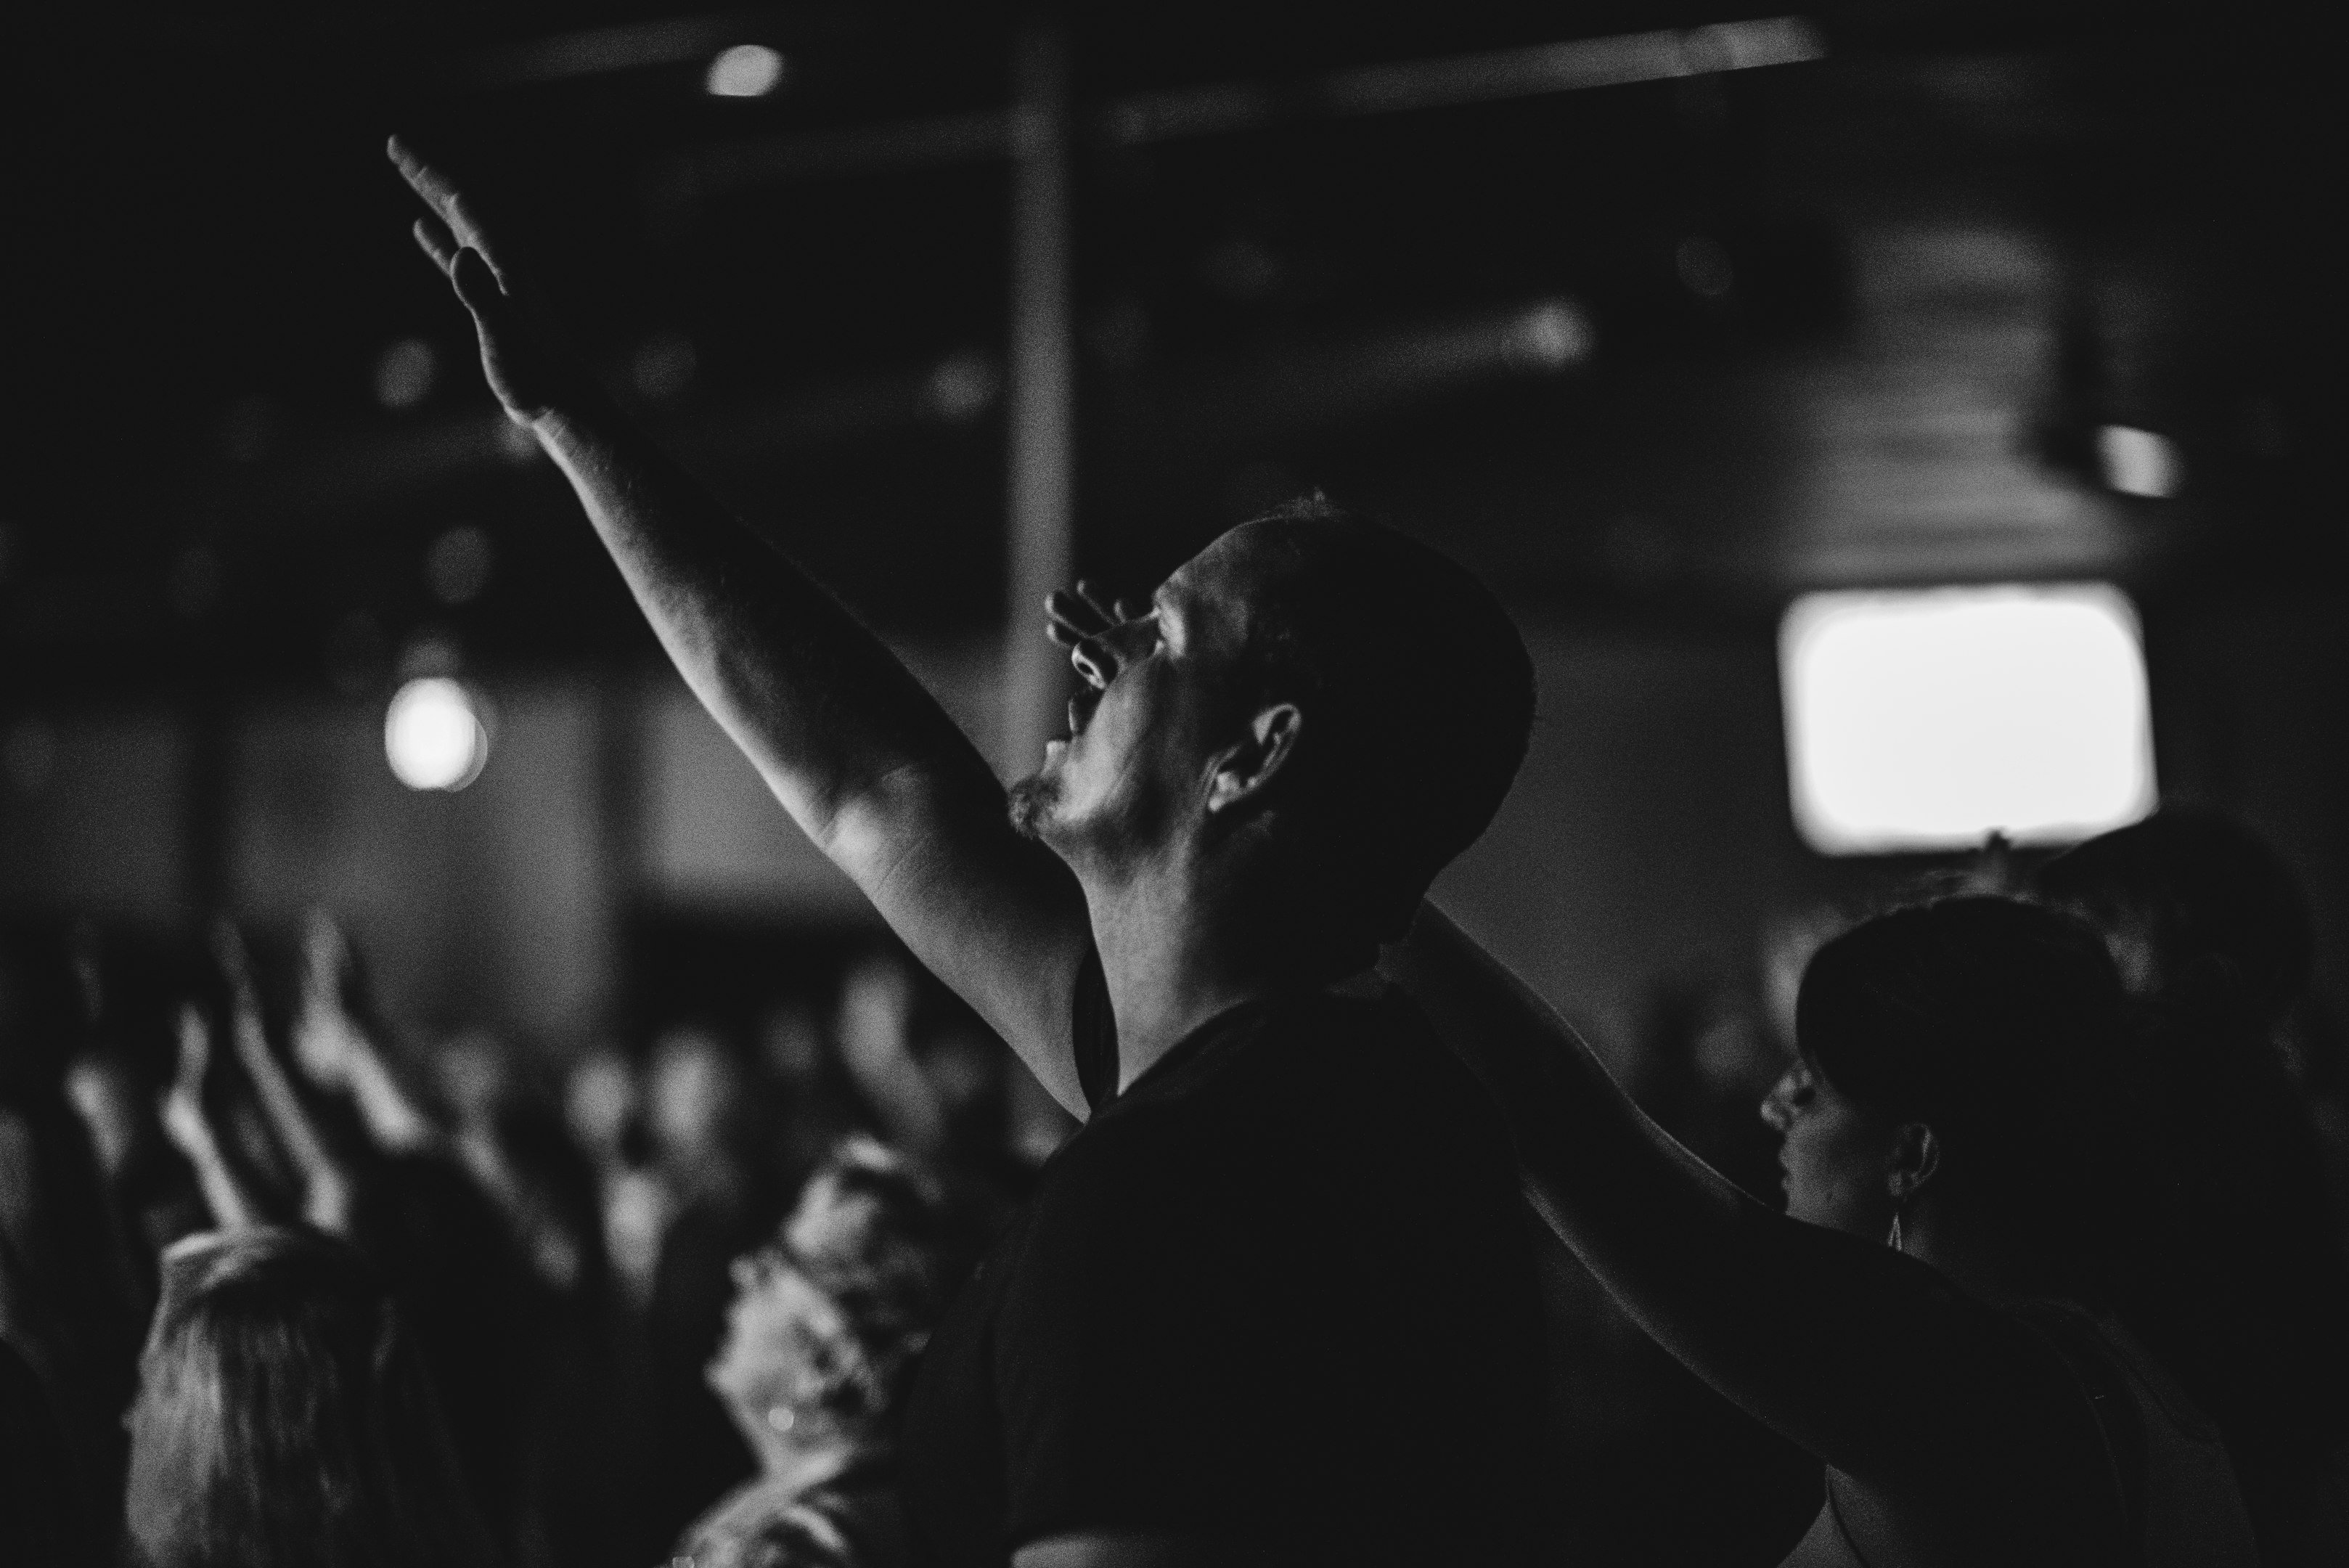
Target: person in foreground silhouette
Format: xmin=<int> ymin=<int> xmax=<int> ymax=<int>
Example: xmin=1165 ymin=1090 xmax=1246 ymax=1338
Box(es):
xmin=1390 ymin=895 xmax=2263 ymax=1567
xmin=2038 ymin=812 xmax=2349 ymax=1565
xmin=390 ymin=138 xmax=1549 ymax=1568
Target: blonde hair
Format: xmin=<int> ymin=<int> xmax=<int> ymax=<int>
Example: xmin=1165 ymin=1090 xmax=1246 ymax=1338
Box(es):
xmin=126 ymin=1227 xmax=497 ymax=1568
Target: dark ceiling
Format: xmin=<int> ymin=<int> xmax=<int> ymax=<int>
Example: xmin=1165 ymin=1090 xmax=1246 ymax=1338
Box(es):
xmin=1 ymin=2 xmax=2339 ymax=698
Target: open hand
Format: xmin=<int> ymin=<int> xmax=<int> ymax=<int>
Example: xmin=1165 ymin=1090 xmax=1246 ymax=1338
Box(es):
xmin=1044 ymin=580 xmax=1143 ymax=649
xmin=388 ymin=136 xmax=578 ymax=423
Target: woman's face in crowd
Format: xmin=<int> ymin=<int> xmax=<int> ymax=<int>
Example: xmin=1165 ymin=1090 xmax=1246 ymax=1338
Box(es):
xmin=1761 ymin=1055 xmax=1900 ymax=1240
xmin=707 ymin=1247 xmax=843 ymax=1439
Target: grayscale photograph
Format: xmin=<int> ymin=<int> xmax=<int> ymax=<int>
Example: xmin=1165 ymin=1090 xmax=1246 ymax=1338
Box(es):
xmin=2 ymin=4 xmax=2342 ymax=1566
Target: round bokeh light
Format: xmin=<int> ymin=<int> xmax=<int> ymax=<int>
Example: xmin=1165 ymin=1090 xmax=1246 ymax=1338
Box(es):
xmin=385 ymin=677 xmax=490 ymax=791
xmin=706 ymin=44 xmax=785 ymax=98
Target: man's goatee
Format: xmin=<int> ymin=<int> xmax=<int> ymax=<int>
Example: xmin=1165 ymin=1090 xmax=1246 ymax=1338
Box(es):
xmin=1006 ymin=774 xmax=1054 ymax=839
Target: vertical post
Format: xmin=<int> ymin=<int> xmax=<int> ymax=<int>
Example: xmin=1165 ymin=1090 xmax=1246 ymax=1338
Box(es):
xmin=1002 ymin=23 xmax=1083 ymax=1155
xmin=1000 ymin=24 xmax=1075 ymax=785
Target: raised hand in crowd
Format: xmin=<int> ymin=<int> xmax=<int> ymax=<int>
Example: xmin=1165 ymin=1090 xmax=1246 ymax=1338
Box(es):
xmin=158 ymin=1003 xmax=259 ymax=1235
xmin=388 ymin=136 xmax=582 ymax=427
xmin=214 ymin=920 xmax=354 ymax=1236
xmin=292 ymin=910 xmax=438 ymax=1157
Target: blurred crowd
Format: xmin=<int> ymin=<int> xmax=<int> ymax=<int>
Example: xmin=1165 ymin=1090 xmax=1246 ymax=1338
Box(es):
xmin=1 ymin=912 xmax=1034 ymax=1568
xmin=4 ymin=809 xmax=2348 ymax=1567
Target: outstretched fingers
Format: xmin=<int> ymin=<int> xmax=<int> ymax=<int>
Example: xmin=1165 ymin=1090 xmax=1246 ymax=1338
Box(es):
xmin=388 ymin=136 xmax=517 ymax=288
xmin=1045 ymin=579 xmax=1139 ymax=646
xmin=388 ymin=136 xmax=460 ymax=229
xmin=1045 ymin=589 xmax=1101 ymax=647
xmin=412 ymin=216 xmax=459 ymax=275
xmin=450 ymin=246 xmax=515 ymax=323
xmin=388 ymin=139 xmax=571 ymax=422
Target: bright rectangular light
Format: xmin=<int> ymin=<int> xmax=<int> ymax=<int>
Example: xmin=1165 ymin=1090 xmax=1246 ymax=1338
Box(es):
xmin=1780 ymin=584 xmax=2156 ymax=854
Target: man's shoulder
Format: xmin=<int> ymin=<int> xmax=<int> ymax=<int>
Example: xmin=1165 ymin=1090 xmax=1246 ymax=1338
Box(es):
xmin=1279 ymin=984 xmax=1503 ymax=1130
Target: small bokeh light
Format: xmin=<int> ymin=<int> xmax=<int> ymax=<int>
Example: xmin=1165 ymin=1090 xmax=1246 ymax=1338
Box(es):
xmin=373 ymin=338 xmax=439 ymax=410
xmin=1508 ymin=298 xmax=1595 ymax=372
xmin=385 ymin=677 xmax=490 ymax=792
xmin=705 ymin=44 xmax=785 ymax=98
xmin=1780 ymin=584 xmax=2155 ymax=854
xmin=2095 ymin=424 xmax=2181 ymax=499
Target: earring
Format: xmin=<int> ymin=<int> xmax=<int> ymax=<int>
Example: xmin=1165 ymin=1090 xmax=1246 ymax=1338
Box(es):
xmin=765 ymin=1405 xmax=797 ymax=1434
xmin=1887 ymin=1209 xmax=1903 ymax=1254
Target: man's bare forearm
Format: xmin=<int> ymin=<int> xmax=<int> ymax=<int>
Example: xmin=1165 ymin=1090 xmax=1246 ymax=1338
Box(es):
xmin=526 ymin=395 xmax=1093 ymax=1111
xmin=1386 ymin=907 xmax=2059 ymax=1491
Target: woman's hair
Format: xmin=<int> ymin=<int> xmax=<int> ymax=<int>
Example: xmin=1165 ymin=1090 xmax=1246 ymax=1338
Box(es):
xmin=769 ymin=1136 xmax=946 ymax=1434
xmin=1795 ymin=897 xmax=2134 ymax=1291
xmin=1796 ymin=894 xmax=2349 ymax=1463
xmin=124 ymin=1227 xmax=496 ymax=1568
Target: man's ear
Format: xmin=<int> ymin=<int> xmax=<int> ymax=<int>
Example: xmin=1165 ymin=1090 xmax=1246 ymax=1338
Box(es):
xmin=1204 ymin=703 xmax=1303 ymax=816
xmin=1885 ymin=1122 xmax=1942 ymax=1204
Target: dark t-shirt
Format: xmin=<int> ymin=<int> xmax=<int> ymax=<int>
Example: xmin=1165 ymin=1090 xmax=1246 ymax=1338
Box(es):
xmin=899 ymin=958 xmax=1553 ymax=1567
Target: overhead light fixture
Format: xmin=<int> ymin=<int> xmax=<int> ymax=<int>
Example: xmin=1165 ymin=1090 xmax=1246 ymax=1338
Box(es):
xmin=705 ymin=44 xmax=785 ymax=98
xmin=1781 ymin=584 xmax=2155 ymax=854
xmin=385 ymin=677 xmax=490 ymax=791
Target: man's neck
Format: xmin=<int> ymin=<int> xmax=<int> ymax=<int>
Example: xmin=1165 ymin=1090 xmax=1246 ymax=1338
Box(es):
xmin=1086 ymin=860 xmax=1318 ymax=1092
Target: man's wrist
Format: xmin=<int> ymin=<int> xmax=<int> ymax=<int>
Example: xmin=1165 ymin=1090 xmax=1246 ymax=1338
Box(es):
xmin=526 ymin=385 xmax=627 ymax=457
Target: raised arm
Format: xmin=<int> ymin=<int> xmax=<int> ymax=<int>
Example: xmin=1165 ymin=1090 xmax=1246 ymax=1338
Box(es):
xmin=1383 ymin=906 xmax=2092 ymax=1500
xmin=215 ymin=923 xmax=355 ymax=1236
xmin=292 ymin=912 xmax=438 ymax=1158
xmin=389 ymin=139 xmax=1093 ymax=1113
xmin=159 ymin=1005 xmax=262 ymax=1233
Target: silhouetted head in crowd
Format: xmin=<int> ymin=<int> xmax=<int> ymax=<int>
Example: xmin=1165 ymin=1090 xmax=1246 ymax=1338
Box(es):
xmin=563 ymin=1045 xmax=641 ymax=1172
xmin=1010 ymin=496 xmax=1535 ymax=976
xmin=123 ymin=1227 xmax=496 ymax=1568
xmin=2041 ymin=813 xmax=2349 ymax=1465
xmin=2035 ymin=809 xmax=2313 ymax=1017
xmin=1 ymin=928 xmax=139 ymax=1503
xmin=1767 ymin=892 xmax=2349 ymax=1472
xmin=1765 ymin=897 xmax=2131 ymax=1297
xmin=707 ymin=1138 xmax=944 ymax=1468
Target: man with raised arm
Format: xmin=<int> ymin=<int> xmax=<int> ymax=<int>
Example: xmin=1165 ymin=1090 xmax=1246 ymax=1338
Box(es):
xmin=392 ymin=139 xmax=1550 ymax=1568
